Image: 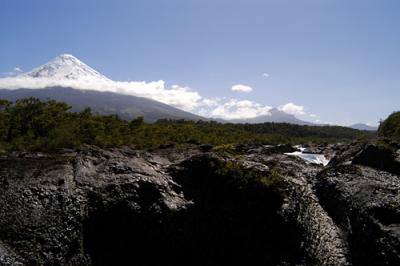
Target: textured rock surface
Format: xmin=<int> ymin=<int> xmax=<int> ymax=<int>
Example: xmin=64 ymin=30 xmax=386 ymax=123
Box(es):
xmin=0 ymin=241 xmax=24 ymax=266
xmin=0 ymin=143 xmax=399 ymax=265
xmin=243 ymin=150 xmax=350 ymax=265
xmin=352 ymin=144 xmax=400 ymax=175
xmin=0 ymin=147 xmax=188 ymax=265
xmin=316 ymin=143 xmax=400 ymax=266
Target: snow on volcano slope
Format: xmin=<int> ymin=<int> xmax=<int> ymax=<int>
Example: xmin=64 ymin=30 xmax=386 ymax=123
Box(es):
xmin=0 ymin=54 xmax=113 ymax=90
xmin=0 ymin=54 xmax=206 ymax=121
xmin=22 ymin=54 xmax=112 ymax=82
xmin=0 ymin=54 xmax=201 ymax=111
xmin=0 ymin=54 xmax=308 ymax=123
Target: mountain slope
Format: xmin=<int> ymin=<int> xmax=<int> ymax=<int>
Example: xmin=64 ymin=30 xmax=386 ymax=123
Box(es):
xmin=21 ymin=54 xmax=111 ymax=82
xmin=0 ymin=54 xmax=313 ymax=125
xmin=228 ymin=108 xmax=314 ymax=125
xmin=0 ymin=87 xmax=205 ymax=122
xmin=0 ymin=54 xmax=206 ymax=122
xmin=350 ymin=123 xmax=377 ymax=131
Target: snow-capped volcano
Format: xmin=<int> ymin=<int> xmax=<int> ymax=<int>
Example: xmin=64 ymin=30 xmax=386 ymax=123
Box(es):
xmin=0 ymin=54 xmax=206 ymax=121
xmin=0 ymin=54 xmax=312 ymax=124
xmin=0 ymin=54 xmax=203 ymax=112
xmin=21 ymin=54 xmax=111 ymax=82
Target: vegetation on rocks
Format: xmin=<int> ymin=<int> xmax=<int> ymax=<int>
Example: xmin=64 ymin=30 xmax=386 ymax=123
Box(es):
xmin=378 ymin=111 xmax=400 ymax=141
xmin=206 ymin=158 xmax=285 ymax=191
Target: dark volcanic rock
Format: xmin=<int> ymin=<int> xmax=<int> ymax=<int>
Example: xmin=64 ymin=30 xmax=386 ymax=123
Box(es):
xmin=235 ymin=143 xmax=298 ymax=155
xmin=0 ymin=143 xmax=399 ymax=265
xmin=316 ymin=145 xmax=400 ymax=266
xmin=303 ymin=143 xmax=345 ymax=160
xmin=352 ymin=144 xmax=400 ymax=175
xmin=168 ymin=153 xmax=305 ymax=265
xmin=0 ymin=147 xmax=187 ymax=265
xmin=0 ymin=241 xmax=24 ymax=265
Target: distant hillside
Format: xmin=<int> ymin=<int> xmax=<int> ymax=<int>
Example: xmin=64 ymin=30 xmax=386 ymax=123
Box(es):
xmin=350 ymin=123 xmax=378 ymax=131
xmin=0 ymin=87 xmax=205 ymax=122
xmin=378 ymin=111 xmax=400 ymax=141
xmin=228 ymin=108 xmax=313 ymax=125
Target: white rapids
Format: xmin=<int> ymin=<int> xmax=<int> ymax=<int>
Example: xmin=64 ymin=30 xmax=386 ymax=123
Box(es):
xmin=285 ymin=146 xmax=330 ymax=166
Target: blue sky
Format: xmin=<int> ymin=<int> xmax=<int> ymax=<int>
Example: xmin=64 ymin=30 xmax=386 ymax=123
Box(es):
xmin=1 ymin=0 xmax=400 ymax=125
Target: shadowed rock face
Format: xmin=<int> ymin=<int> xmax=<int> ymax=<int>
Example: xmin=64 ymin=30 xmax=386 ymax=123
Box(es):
xmin=316 ymin=147 xmax=400 ymax=266
xmin=352 ymin=144 xmax=400 ymax=175
xmin=0 ymin=143 xmax=399 ymax=265
xmin=316 ymin=165 xmax=400 ymax=265
xmin=81 ymin=152 xmax=306 ymax=266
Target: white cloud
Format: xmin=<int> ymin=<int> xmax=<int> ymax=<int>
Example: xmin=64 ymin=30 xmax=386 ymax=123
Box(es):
xmin=278 ymin=102 xmax=305 ymax=115
xmin=231 ymin=84 xmax=253 ymax=93
xmin=1 ymin=67 xmax=23 ymax=77
xmin=206 ymin=99 xmax=272 ymax=120
xmin=201 ymin=98 xmax=220 ymax=107
xmin=314 ymin=119 xmax=335 ymax=125
xmin=365 ymin=121 xmax=378 ymax=127
xmin=262 ymin=73 xmax=270 ymax=78
xmin=309 ymin=113 xmax=319 ymax=118
xmin=0 ymin=73 xmax=307 ymax=121
xmin=0 ymin=77 xmax=202 ymax=111
xmin=0 ymin=74 xmax=273 ymax=119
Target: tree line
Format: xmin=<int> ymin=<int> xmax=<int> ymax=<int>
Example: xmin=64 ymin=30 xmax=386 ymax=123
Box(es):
xmin=0 ymin=98 xmax=375 ymax=152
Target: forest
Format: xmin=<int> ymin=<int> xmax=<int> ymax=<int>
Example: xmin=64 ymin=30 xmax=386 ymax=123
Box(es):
xmin=0 ymin=98 xmax=375 ymax=152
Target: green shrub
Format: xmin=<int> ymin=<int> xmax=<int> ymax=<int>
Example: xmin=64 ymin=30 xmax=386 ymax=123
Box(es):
xmin=257 ymin=169 xmax=285 ymax=189
xmin=213 ymin=143 xmax=235 ymax=152
xmin=213 ymin=160 xmax=285 ymax=191
xmin=378 ymin=111 xmax=400 ymax=141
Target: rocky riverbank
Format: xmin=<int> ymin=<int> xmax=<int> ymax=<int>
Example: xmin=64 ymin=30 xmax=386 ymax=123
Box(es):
xmin=0 ymin=142 xmax=399 ymax=265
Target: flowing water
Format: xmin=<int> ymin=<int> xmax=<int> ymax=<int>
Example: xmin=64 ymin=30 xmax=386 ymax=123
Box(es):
xmin=285 ymin=146 xmax=330 ymax=166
